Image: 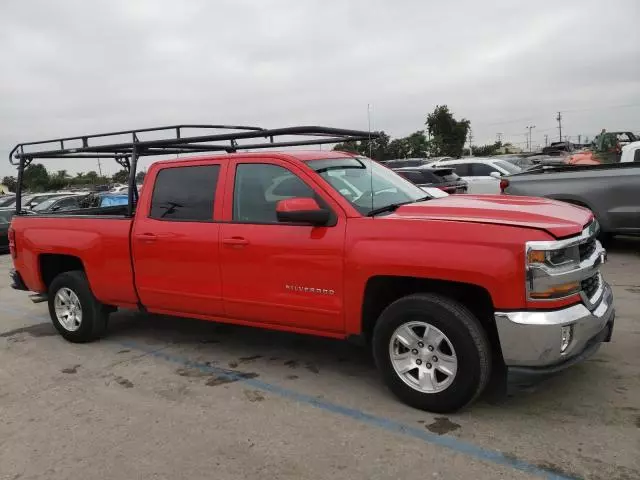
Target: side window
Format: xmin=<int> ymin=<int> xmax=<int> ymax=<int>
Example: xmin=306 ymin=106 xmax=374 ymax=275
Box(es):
xmin=150 ymin=165 xmax=220 ymax=221
xmin=470 ymin=163 xmax=498 ymax=176
xmin=397 ymin=171 xmax=425 ymax=184
xmin=233 ymin=164 xmax=315 ymax=223
xmin=634 ymin=150 xmax=640 ymax=163
xmin=452 ymin=164 xmax=471 ymax=176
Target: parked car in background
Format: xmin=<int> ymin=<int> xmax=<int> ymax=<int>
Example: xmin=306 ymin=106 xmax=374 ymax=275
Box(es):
xmin=31 ymin=195 xmax=83 ymax=214
xmin=542 ymin=141 xmax=574 ymax=155
xmin=382 ymin=158 xmax=434 ymax=168
xmin=501 ymin=163 xmax=640 ymax=240
xmin=496 ymin=155 xmax=539 ymax=170
xmin=0 ymin=195 xmax=16 ymax=208
xmin=620 ymin=141 xmax=640 ymax=163
xmin=0 ymin=208 xmax=13 ymax=253
xmin=428 ymin=158 xmax=521 ymax=193
xmin=393 ymin=166 xmax=468 ymax=194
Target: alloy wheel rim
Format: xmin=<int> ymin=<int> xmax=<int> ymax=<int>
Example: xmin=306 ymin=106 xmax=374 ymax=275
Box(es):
xmin=54 ymin=287 xmax=82 ymax=332
xmin=389 ymin=321 xmax=458 ymax=394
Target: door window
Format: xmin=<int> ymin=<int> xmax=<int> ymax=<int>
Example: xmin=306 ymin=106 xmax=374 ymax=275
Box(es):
xmin=150 ymin=165 xmax=220 ymax=221
xmin=469 ymin=163 xmax=499 ymax=176
xmin=233 ymin=164 xmax=315 ymax=223
xmin=452 ymin=164 xmax=471 ymax=176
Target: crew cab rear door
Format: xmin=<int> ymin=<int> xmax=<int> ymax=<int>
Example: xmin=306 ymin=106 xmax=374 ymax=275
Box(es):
xmin=218 ymin=157 xmax=346 ymax=333
xmin=131 ymin=160 xmax=226 ymax=316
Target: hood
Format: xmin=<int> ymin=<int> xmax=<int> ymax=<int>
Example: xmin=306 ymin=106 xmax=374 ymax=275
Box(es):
xmin=388 ymin=195 xmax=593 ymax=238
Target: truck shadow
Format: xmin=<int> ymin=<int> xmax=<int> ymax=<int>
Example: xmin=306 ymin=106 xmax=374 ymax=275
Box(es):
xmin=105 ymin=309 xmax=608 ymax=413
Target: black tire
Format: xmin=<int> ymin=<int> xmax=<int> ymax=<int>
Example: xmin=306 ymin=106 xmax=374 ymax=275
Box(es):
xmin=372 ymin=293 xmax=491 ymax=413
xmin=47 ymin=271 xmax=108 ymax=343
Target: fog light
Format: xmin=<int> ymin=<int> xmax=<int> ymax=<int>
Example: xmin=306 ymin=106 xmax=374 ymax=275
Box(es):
xmin=561 ymin=325 xmax=573 ymax=353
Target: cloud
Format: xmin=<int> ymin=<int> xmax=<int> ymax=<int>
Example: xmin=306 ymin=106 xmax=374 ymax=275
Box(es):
xmin=1 ymin=0 xmax=639 ymax=176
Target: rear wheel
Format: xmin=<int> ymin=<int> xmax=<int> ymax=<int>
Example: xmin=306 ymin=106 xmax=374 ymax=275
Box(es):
xmin=373 ymin=293 xmax=491 ymax=413
xmin=48 ymin=271 xmax=108 ymax=343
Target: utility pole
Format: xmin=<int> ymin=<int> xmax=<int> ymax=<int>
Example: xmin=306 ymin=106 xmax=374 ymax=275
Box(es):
xmin=556 ymin=111 xmax=563 ymax=141
xmin=578 ymin=134 xmax=582 ymax=145
xmin=97 ymin=158 xmax=103 ymax=178
xmin=468 ymin=128 xmax=473 ymax=157
xmin=496 ymin=132 xmax=503 ymax=143
xmin=526 ymin=125 xmax=536 ymax=152
xmin=544 ymin=134 xmax=549 ymax=147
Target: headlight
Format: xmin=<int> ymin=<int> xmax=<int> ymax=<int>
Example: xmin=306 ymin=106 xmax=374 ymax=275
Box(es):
xmin=527 ymin=245 xmax=580 ymax=270
xmin=526 ymin=242 xmax=582 ymax=300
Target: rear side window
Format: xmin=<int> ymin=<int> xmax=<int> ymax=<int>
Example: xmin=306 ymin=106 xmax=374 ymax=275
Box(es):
xmin=150 ymin=165 xmax=220 ymax=221
xmin=452 ymin=164 xmax=471 ymax=176
xmin=470 ymin=163 xmax=498 ymax=176
xmin=397 ymin=171 xmax=426 ymax=184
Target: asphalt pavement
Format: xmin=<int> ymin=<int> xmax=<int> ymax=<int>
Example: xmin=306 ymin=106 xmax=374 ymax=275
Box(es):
xmin=0 ymin=238 xmax=639 ymax=480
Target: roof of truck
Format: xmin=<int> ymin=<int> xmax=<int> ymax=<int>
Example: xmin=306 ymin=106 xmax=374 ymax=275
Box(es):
xmin=153 ymin=149 xmax=359 ymax=166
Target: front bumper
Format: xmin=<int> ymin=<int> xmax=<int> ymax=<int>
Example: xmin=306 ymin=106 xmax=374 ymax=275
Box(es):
xmin=495 ymin=280 xmax=614 ymax=374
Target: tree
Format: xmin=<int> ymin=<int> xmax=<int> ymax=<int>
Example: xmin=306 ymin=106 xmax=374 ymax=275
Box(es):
xmin=85 ymin=171 xmax=98 ymax=183
xmin=55 ymin=170 xmax=68 ymax=179
xmin=472 ymin=141 xmax=502 ymax=157
xmin=2 ymin=176 xmax=17 ymax=192
xmin=112 ymin=169 xmax=130 ymax=183
xmin=22 ymin=164 xmax=50 ymax=192
xmin=135 ymin=170 xmax=146 ymax=183
xmin=426 ymin=105 xmax=470 ymax=158
xmin=332 ymin=131 xmax=391 ymax=161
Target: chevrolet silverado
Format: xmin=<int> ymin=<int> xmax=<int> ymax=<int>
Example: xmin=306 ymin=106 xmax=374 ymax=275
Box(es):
xmin=8 ymin=125 xmax=615 ymax=412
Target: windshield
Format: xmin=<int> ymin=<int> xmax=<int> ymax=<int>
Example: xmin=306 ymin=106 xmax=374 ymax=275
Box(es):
xmin=307 ymin=157 xmax=427 ymax=215
xmin=493 ymin=160 xmax=521 ymax=175
xmin=33 ymin=196 xmax=62 ymax=211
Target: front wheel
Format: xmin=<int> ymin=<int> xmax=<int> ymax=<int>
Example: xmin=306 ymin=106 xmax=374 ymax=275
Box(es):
xmin=48 ymin=271 xmax=109 ymax=343
xmin=373 ymin=293 xmax=491 ymax=413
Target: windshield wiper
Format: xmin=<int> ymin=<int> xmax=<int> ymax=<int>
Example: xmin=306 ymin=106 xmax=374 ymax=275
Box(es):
xmin=366 ymin=196 xmax=430 ymax=217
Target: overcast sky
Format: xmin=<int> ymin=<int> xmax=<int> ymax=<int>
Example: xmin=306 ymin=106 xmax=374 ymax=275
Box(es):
xmin=1 ymin=0 xmax=639 ymax=178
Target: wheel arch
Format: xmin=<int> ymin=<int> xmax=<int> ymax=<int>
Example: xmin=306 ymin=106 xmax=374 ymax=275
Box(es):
xmin=361 ymin=275 xmax=503 ymax=361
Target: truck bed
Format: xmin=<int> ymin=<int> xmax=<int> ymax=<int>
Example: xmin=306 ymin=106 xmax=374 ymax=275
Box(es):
xmin=10 ymin=214 xmax=138 ymax=308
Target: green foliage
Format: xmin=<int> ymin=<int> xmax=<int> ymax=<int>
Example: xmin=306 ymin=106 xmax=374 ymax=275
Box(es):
xmin=2 ymin=176 xmax=17 ymax=192
xmin=23 ymin=164 xmax=50 ymax=192
xmin=135 ymin=170 xmax=146 ymax=183
xmin=472 ymin=141 xmax=502 ymax=157
xmin=333 ymin=106 xmax=470 ymax=160
xmin=426 ymin=105 xmax=470 ymax=158
xmin=333 ymin=131 xmax=432 ymax=160
xmin=112 ymin=169 xmax=130 ymax=183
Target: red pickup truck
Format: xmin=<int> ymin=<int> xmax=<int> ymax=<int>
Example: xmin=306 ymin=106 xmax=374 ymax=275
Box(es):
xmin=8 ymin=125 xmax=615 ymax=412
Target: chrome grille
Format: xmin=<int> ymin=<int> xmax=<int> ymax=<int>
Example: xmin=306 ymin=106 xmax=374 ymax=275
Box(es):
xmin=578 ymin=237 xmax=596 ymax=262
xmin=581 ymin=273 xmax=600 ymax=299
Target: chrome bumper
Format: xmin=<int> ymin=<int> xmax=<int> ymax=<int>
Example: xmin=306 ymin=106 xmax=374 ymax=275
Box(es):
xmin=495 ymin=280 xmax=614 ymax=370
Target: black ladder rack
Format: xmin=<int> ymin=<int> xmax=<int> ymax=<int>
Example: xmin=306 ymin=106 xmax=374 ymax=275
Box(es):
xmin=9 ymin=124 xmax=380 ymax=216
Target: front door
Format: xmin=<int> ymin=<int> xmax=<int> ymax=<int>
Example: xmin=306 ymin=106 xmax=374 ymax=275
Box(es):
xmin=132 ymin=160 xmax=226 ymax=316
xmin=219 ymin=158 xmax=346 ymax=333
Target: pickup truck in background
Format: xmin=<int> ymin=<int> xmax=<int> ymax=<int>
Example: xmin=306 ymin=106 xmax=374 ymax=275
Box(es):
xmin=8 ymin=125 xmax=615 ymax=413
xmin=501 ymin=163 xmax=640 ymax=240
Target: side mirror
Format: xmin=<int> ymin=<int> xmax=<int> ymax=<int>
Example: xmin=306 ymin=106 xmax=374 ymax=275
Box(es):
xmin=276 ymin=198 xmax=329 ymax=226
xmin=490 ymin=171 xmax=502 ymax=179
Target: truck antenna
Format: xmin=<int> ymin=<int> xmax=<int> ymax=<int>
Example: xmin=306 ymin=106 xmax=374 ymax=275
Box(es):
xmin=368 ymin=104 xmax=374 ymax=215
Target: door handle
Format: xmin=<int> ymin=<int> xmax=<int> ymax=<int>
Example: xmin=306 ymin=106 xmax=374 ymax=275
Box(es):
xmin=223 ymin=237 xmax=249 ymax=246
xmin=136 ymin=233 xmax=157 ymax=243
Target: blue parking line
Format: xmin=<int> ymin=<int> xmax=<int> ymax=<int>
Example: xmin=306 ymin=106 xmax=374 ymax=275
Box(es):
xmin=0 ymin=304 xmax=575 ymax=480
